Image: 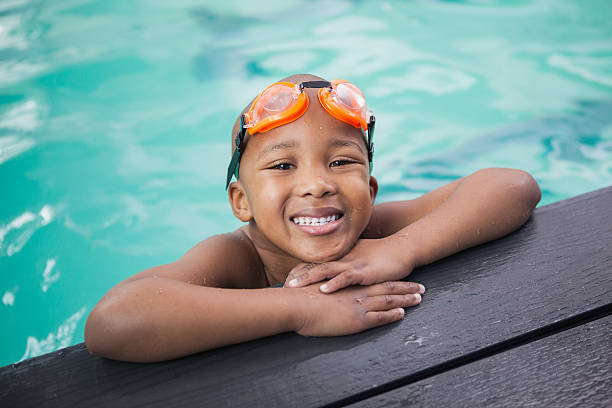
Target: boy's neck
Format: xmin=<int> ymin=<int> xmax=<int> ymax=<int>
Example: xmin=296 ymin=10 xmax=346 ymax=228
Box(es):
xmin=241 ymin=225 xmax=302 ymax=286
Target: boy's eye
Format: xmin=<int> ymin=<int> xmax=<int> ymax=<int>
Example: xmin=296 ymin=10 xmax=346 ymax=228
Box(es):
xmin=272 ymin=162 xmax=293 ymax=170
xmin=330 ymin=159 xmax=353 ymax=167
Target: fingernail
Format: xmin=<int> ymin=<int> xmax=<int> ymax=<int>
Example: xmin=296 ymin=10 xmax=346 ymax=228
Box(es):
xmin=288 ymin=279 xmax=298 ymax=287
xmin=418 ymin=284 xmax=426 ymax=294
xmin=414 ymin=293 xmax=422 ymax=302
xmin=320 ymin=283 xmax=329 ymax=292
xmin=397 ymin=308 xmax=405 ymax=316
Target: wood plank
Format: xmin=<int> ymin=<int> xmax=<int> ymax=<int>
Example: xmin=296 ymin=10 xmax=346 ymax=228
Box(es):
xmin=350 ymin=315 xmax=612 ymax=408
xmin=2 ymin=186 xmax=612 ymax=408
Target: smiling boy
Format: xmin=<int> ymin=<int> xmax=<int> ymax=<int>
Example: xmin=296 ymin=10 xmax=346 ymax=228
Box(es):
xmin=85 ymin=74 xmax=541 ymax=362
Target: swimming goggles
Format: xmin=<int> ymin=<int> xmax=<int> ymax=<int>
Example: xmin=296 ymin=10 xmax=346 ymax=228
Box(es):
xmin=226 ymin=79 xmax=375 ymax=189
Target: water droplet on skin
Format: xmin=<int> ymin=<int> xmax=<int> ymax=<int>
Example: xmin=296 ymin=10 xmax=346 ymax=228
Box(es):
xmin=157 ymin=289 xmax=163 ymax=295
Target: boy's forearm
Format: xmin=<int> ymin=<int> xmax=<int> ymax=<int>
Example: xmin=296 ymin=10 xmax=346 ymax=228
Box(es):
xmin=394 ymin=168 xmax=541 ymax=267
xmin=85 ymin=277 xmax=301 ymax=362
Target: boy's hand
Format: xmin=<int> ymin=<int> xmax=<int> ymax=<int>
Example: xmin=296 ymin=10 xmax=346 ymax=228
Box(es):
xmin=285 ymin=237 xmax=418 ymax=294
xmin=294 ymin=280 xmax=424 ymax=337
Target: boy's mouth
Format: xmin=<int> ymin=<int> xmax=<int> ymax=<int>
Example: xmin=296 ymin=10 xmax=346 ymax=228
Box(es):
xmin=289 ymin=207 xmax=345 ymax=236
xmin=291 ymin=214 xmax=343 ymax=226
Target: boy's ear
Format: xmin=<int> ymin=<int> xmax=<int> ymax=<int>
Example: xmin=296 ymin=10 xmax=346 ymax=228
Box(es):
xmin=228 ymin=182 xmax=253 ymax=222
xmin=369 ymin=176 xmax=378 ymax=205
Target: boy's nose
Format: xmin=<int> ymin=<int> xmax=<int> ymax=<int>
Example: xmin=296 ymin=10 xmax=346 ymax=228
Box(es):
xmin=295 ymin=167 xmax=337 ymax=198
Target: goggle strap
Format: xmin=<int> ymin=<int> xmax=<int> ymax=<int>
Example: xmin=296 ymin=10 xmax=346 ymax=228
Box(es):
xmin=300 ymin=81 xmax=331 ymax=90
xmin=225 ymin=115 xmax=247 ymax=189
xmin=226 ymin=149 xmax=240 ymax=189
xmin=367 ymin=115 xmax=375 ymax=173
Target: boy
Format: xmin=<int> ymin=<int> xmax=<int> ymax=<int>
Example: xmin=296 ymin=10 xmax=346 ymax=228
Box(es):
xmin=85 ymin=74 xmax=541 ymax=362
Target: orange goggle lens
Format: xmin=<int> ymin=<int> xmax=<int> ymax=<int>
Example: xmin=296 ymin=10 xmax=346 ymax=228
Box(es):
xmin=318 ymin=79 xmax=369 ymax=131
xmin=245 ymin=82 xmax=308 ymax=134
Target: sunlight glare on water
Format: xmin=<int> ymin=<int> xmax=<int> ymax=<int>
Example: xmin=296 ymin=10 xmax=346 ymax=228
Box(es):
xmin=1 ymin=0 xmax=611 ymax=366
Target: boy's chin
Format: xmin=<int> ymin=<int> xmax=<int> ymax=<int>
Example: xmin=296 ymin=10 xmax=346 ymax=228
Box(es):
xmin=294 ymin=244 xmax=352 ymax=264
xmin=300 ymin=254 xmax=338 ymax=264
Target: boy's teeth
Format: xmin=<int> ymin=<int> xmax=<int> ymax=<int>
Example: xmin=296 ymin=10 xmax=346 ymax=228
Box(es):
xmin=293 ymin=214 xmax=339 ymax=226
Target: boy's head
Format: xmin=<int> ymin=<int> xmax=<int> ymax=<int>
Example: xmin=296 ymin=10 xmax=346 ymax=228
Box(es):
xmin=227 ymin=73 xmax=378 ymax=263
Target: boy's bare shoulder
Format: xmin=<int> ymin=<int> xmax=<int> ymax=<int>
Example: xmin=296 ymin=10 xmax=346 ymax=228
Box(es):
xmin=182 ymin=228 xmax=267 ymax=287
xmin=123 ymin=227 xmax=267 ymax=289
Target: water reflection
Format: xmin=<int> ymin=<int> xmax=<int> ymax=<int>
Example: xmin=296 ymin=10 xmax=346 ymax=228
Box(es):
xmin=41 ymin=258 xmax=60 ymax=292
xmin=0 ymin=135 xmax=35 ymax=165
xmin=19 ymin=307 xmax=86 ymax=362
xmin=0 ymin=205 xmax=54 ymax=257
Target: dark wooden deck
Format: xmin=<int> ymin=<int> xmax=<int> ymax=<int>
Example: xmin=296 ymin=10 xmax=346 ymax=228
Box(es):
xmin=2 ymin=186 xmax=611 ymax=407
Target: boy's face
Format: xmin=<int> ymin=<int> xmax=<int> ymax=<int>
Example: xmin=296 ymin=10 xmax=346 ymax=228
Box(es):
xmin=229 ymin=86 xmax=377 ymax=264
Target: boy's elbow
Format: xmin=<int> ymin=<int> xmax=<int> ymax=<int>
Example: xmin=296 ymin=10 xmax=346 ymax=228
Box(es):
xmin=84 ymin=301 xmax=135 ymax=361
xmin=506 ymin=169 xmax=541 ymax=210
xmin=84 ymin=314 xmax=108 ymax=358
xmin=476 ymin=167 xmax=541 ymax=210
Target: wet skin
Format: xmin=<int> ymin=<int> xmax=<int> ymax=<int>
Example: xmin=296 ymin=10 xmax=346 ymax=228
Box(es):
xmin=228 ymin=87 xmax=378 ymax=283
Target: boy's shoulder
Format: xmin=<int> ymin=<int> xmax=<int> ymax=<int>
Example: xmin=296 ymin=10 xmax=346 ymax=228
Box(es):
xmin=175 ymin=228 xmax=267 ymax=289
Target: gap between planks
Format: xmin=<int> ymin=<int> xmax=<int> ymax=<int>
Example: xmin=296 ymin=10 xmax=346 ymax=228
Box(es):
xmin=323 ymin=302 xmax=612 ymax=408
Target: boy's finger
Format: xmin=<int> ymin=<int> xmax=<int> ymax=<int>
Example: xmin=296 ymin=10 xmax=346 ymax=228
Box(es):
xmin=287 ymin=262 xmax=341 ymax=287
xmin=284 ymin=263 xmax=307 ymax=287
xmin=319 ymin=270 xmax=364 ymax=293
xmin=366 ymin=294 xmax=421 ymax=311
xmin=366 ymin=281 xmax=425 ymax=296
xmin=363 ymin=308 xmax=405 ymax=328
xmin=284 ymin=262 xmax=316 ymax=287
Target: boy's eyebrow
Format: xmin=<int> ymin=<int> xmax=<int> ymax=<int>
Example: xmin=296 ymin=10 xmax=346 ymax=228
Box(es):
xmin=329 ymin=139 xmax=366 ymax=154
xmin=258 ymin=141 xmax=298 ymax=159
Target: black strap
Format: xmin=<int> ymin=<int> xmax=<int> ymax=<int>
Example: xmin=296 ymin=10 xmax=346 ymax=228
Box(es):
xmin=225 ymin=148 xmax=240 ymax=189
xmin=366 ymin=114 xmax=375 ymax=173
xmin=225 ymin=115 xmax=247 ymax=189
xmin=300 ymin=81 xmax=331 ymax=89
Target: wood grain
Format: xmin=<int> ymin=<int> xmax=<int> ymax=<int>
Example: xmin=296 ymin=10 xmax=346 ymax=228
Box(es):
xmin=350 ymin=315 xmax=612 ymax=408
xmin=2 ymin=186 xmax=611 ymax=408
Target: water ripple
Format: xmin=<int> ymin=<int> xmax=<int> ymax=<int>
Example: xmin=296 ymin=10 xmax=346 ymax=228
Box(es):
xmin=41 ymin=258 xmax=60 ymax=293
xmin=2 ymin=287 xmax=17 ymax=306
xmin=0 ymin=135 xmax=35 ymax=165
xmin=19 ymin=307 xmax=87 ymax=362
xmin=0 ymin=205 xmax=54 ymax=256
xmin=0 ymin=100 xmax=41 ymax=131
xmin=548 ymin=53 xmax=612 ymax=87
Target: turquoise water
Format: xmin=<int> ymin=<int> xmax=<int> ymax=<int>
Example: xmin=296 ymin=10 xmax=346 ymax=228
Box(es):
xmin=1 ymin=0 xmax=611 ymax=367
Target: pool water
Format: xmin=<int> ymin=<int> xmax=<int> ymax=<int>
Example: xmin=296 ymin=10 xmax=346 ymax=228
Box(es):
xmin=1 ymin=0 xmax=611 ymax=366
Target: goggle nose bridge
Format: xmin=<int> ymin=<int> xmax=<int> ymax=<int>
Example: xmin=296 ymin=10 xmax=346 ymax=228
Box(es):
xmin=300 ymin=80 xmax=333 ymax=91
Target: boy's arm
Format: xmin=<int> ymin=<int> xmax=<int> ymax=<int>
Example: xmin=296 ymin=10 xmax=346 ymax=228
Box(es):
xmin=84 ymin=232 xmax=424 ymax=362
xmin=286 ymin=168 xmax=541 ymax=292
